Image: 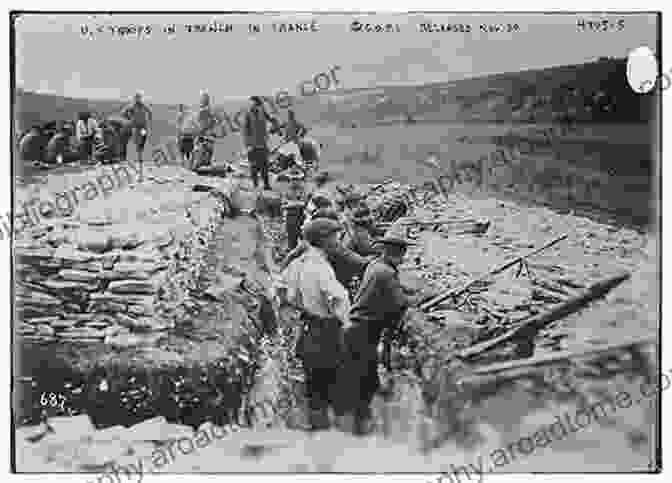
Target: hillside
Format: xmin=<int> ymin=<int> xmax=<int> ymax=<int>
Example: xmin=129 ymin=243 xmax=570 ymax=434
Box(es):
xmin=14 ymin=58 xmax=656 ymax=227
xmin=314 ymin=57 xmax=655 ymax=127
xmin=15 ymin=57 xmax=654 ymax=141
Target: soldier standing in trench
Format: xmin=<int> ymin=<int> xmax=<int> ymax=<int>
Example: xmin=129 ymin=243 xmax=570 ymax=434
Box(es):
xmin=281 ymin=218 xmax=352 ymax=430
xmin=280 ymin=207 xmax=373 ymax=297
xmin=335 ymin=234 xmax=430 ymax=435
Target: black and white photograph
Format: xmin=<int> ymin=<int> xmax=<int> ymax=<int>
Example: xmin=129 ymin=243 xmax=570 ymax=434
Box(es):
xmin=10 ymin=11 xmax=661 ymax=474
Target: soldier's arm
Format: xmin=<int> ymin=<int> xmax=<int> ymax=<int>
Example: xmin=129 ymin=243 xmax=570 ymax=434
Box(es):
xmin=144 ymin=104 xmax=153 ymax=122
xmin=333 ymin=244 xmax=370 ymax=276
xmin=296 ymin=121 xmax=307 ymax=137
xmin=350 ymin=262 xmax=380 ymax=307
xmin=265 ymin=110 xmax=282 ymax=134
xmin=384 ymin=271 xmax=412 ymax=314
xmin=241 ymin=112 xmax=252 ymax=149
xmin=145 ymin=105 xmax=153 ymax=133
xmin=319 ymin=267 xmax=351 ymax=326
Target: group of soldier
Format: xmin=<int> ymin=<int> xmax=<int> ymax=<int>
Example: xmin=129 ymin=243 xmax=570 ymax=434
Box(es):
xmin=18 ymin=92 xmax=153 ymax=169
xmin=175 ymin=93 xmax=311 ymax=188
xmin=20 ymin=88 xmax=434 ymax=435
xmin=274 ymin=190 xmax=434 ymax=435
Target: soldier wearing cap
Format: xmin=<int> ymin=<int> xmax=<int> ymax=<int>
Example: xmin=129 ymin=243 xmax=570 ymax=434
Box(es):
xmin=281 ymin=218 xmax=353 ymax=430
xmin=336 ymin=234 xmax=426 ymax=435
xmin=281 ymin=207 xmax=372 ymax=292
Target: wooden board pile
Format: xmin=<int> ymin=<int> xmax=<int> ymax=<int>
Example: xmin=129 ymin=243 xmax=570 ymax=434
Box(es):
xmin=373 ymin=183 xmax=657 ymax=452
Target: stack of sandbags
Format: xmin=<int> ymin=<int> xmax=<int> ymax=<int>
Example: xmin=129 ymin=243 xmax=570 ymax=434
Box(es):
xmin=16 ymin=228 xmax=176 ymax=341
xmin=15 ymin=164 xmax=242 ymax=342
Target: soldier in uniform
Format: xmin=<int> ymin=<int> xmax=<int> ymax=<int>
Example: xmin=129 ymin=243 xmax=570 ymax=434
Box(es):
xmin=18 ymin=126 xmax=47 ymax=164
xmin=121 ymin=92 xmax=153 ymax=168
xmin=336 ymin=234 xmax=429 ymax=435
xmin=243 ymin=96 xmax=281 ymax=191
xmin=282 ymin=219 xmax=353 ymax=430
xmin=45 ymin=122 xmax=73 ymax=165
xmin=280 ymin=207 xmax=372 ymax=297
xmin=342 ymin=206 xmax=381 ymax=257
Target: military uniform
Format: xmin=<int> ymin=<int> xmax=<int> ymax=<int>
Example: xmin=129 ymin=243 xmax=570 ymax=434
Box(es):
xmin=343 ymin=222 xmax=379 ymax=257
xmin=282 ymin=220 xmax=351 ymax=430
xmin=243 ymin=101 xmax=278 ymax=190
xmin=121 ymin=101 xmax=152 ymax=153
xmin=337 ymin=255 xmax=412 ymax=433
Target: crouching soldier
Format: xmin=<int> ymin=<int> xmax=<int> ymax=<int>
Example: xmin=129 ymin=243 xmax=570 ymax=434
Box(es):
xmin=45 ymin=123 xmax=75 ymax=165
xmin=94 ymin=121 xmax=123 ymax=164
xmin=282 ymin=218 xmax=352 ymax=430
xmin=76 ymin=112 xmax=97 ymax=162
xmin=18 ymin=126 xmax=47 ymax=164
xmin=336 ymin=234 xmax=428 ymax=435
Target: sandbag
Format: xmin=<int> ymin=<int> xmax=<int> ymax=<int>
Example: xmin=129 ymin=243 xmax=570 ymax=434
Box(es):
xmin=73 ymin=229 xmax=112 ymax=254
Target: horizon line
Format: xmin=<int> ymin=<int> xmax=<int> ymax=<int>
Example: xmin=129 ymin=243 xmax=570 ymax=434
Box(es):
xmin=15 ymin=55 xmax=625 ymax=106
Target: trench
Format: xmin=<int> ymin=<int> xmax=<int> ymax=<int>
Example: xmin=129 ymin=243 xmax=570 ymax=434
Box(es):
xmin=13 ymin=167 xmax=657 ymax=465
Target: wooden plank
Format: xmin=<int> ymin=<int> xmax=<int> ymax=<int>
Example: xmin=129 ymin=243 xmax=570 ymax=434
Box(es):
xmin=381 ymin=217 xmax=480 ymax=226
xmin=460 ymin=335 xmax=656 ymax=386
xmin=420 ymin=233 xmax=569 ymax=311
xmin=457 ymin=272 xmax=631 ymax=359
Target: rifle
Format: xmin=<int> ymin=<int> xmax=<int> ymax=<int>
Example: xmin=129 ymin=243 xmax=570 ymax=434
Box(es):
xmin=419 ymin=233 xmax=569 ymax=312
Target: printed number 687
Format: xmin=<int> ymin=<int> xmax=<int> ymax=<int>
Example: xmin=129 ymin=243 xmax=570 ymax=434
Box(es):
xmin=40 ymin=392 xmax=65 ymax=410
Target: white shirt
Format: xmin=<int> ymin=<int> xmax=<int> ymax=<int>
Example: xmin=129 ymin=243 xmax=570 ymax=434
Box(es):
xmin=281 ymin=246 xmax=350 ymax=323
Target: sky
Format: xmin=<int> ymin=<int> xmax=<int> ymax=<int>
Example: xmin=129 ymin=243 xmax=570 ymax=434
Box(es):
xmin=14 ymin=13 xmax=659 ymax=105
